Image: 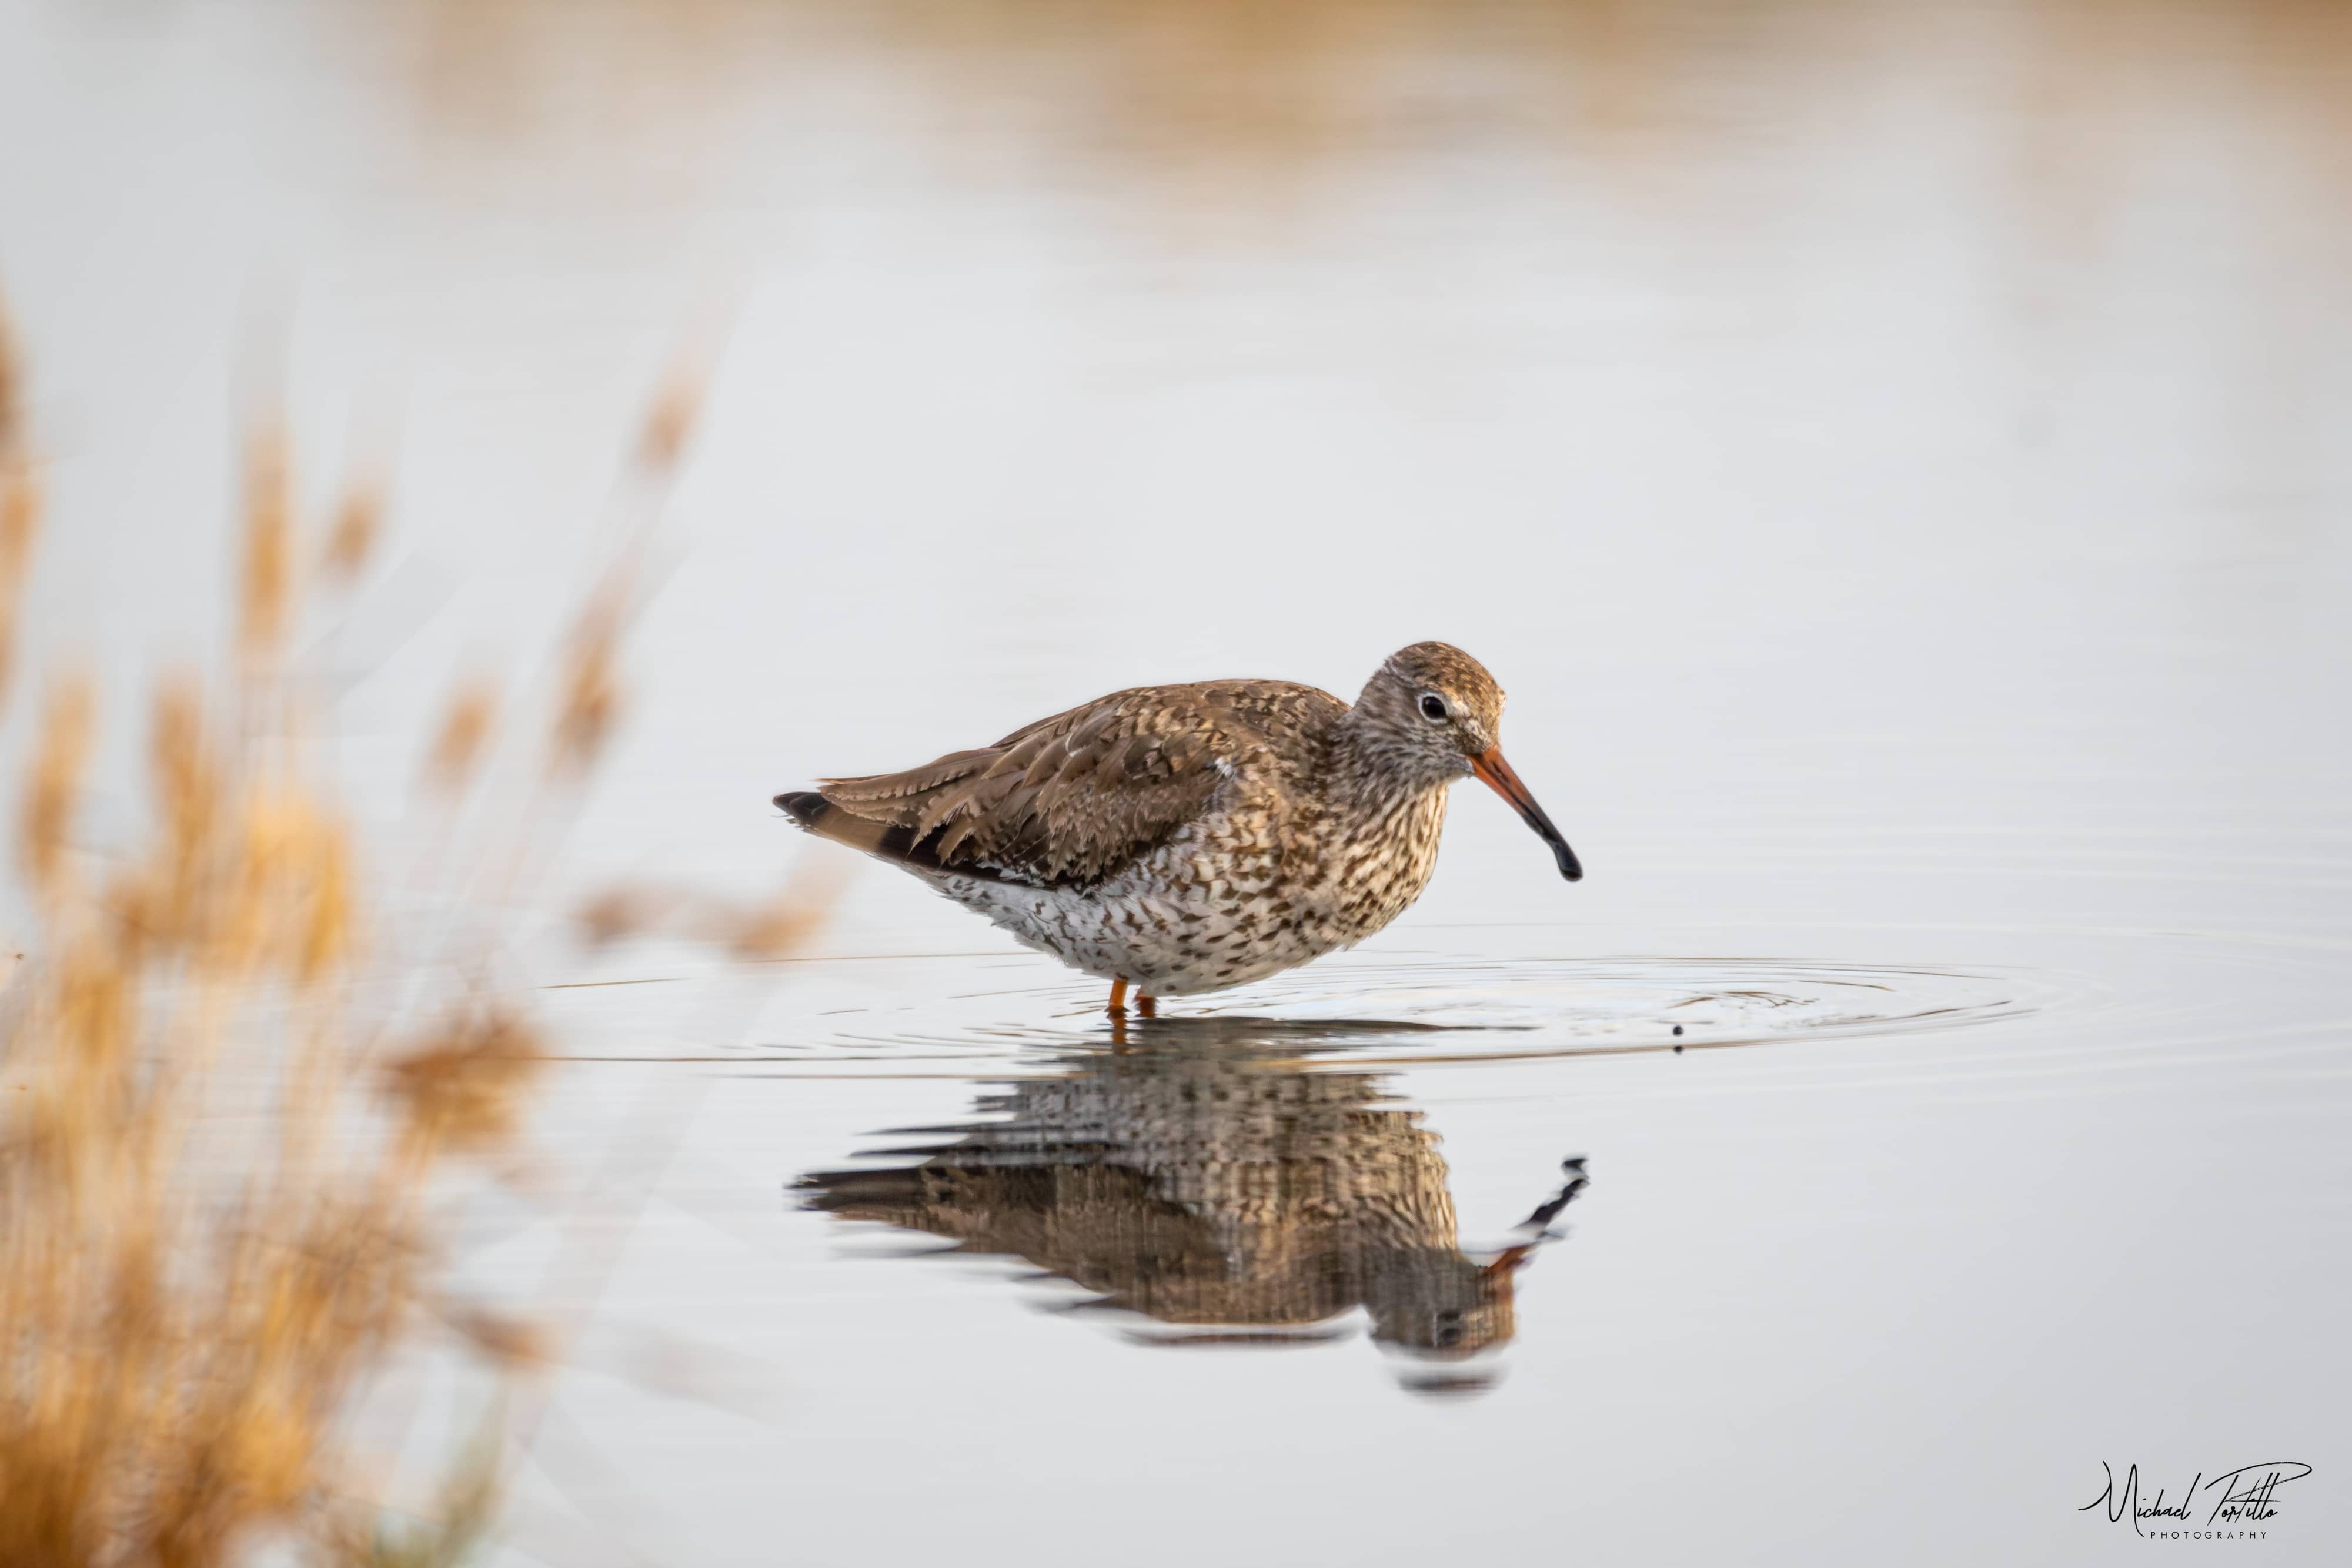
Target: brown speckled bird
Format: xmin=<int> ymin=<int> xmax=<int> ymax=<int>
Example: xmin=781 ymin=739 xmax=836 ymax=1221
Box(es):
xmin=773 ymin=641 xmax=1579 ymax=1015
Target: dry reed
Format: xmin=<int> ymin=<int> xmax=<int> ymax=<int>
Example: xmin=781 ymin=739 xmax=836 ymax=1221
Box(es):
xmin=0 ymin=280 xmax=822 ymax=1565
xmin=421 ymin=682 xmax=499 ymax=796
xmin=0 ymin=302 xmax=38 ymax=707
xmin=0 ymin=476 xmax=503 ymax=1563
xmin=0 ymin=291 xmax=717 ymax=1567
xmin=238 ymin=429 xmax=294 ymax=664
xmin=320 ymin=482 xmax=384 ymax=587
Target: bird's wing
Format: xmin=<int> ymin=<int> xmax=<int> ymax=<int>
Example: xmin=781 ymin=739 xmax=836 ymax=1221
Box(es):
xmin=787 ymin=681 xmax=1343 ymax=888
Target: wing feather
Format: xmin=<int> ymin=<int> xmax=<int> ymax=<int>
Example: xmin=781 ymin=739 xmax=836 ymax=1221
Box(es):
xmin=789 ymin=680 xmax=1343 ymax=888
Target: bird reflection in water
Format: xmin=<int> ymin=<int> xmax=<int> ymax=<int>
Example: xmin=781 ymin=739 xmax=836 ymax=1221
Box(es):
xmin=797 ymin=1017 xmax=1588 ymax=1393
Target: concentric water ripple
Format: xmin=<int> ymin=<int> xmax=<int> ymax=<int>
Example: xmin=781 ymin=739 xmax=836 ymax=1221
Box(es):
xmin=726 ymin=952 xmax=2080 ymax=1073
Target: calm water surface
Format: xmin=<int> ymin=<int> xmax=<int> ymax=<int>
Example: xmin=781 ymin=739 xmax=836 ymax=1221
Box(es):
xmin=3 ymin=1 xmax=2348 ymax=1562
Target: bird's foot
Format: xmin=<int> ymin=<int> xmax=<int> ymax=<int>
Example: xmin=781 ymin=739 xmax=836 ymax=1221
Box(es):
xmin=1106 ymin=978 xmax=1128 ymax=1016
xmin=1137 ymin=992 xmax=1157 ymax=1019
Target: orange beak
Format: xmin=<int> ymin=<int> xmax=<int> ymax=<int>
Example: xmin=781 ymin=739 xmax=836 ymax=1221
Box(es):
xmin=1472 ymin=747 xmax=1582 ymax=882
xmin=1483 ymin=1242 xmax=1537 ymax=1278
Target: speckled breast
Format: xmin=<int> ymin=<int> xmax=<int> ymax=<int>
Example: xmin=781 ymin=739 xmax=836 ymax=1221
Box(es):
xmin=931 ymin=781 xmax=1452 ymax=995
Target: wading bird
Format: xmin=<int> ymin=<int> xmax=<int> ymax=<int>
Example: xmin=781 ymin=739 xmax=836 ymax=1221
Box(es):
xmin=774 ymin=641 xmax=1579 ymax=1015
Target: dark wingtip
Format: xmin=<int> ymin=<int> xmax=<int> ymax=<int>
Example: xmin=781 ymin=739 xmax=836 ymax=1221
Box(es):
xmin=774 ymin=790 xmax=828 ymax=828
xmin=767 ymin=787 xmax=1011 ymax=882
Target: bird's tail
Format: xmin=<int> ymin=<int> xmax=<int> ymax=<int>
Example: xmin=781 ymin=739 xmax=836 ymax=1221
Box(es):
xmin=773 ymin=790 xmax=829 ymax=830
xmin=773 ymin=786 xmax=1001 ymax=878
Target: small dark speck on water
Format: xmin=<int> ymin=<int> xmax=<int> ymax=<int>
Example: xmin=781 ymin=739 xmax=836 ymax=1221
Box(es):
xmin=1672 ymin=1025 xmax=1683 ymax=1036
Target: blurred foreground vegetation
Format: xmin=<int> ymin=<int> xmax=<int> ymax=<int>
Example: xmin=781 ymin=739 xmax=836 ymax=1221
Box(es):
xmin=0 ymin=290 xmax=771 ymax=1566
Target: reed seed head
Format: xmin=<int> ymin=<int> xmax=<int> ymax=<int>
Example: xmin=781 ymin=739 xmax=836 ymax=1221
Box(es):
xmin=0 ymin=295 xmax=22 ymax=457
xmin=0 ymin=452 xmax=41 ymax=707
xmin=444 ymin=1305 xmax=553 ymax=1368
xmin=424 ymin=678 xmax=499 ymax=794
xmin=637 ymin=372 xmax=703 ymax=473
xmin=319 ymin=480 xmax=383 ymax=584
xmin=729 ymin=861 xmax=848 ymax=961
xmin=0 ymin=290 xmax=41 ymax=710
xmin=385 ymin=1009 xmax=546 ymax=1155
xmin=21 ymin=673 xmax=95 ymax=901
xmin=239 ymin=427 xmax=293 ymax=661
xmin=549 ymin=596 xmax=622 ymax=777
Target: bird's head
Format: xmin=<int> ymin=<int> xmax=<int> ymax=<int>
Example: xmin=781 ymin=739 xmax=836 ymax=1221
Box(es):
xmin=1354 ymin=641 xmax=1582 ymax=882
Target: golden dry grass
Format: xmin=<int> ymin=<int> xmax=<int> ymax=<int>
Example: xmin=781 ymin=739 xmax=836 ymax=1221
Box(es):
xmin=0 ymin=287 xmax=773 ymax=1567
xmin=0 ymin=367 xmax=519 ymax=1563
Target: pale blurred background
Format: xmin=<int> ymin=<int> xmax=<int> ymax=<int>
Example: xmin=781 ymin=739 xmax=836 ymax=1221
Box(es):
xmin=2 ymin=1 xmax=2347 ymax=1564
xmin=5 ymin=0 xmax=2344 ymax=924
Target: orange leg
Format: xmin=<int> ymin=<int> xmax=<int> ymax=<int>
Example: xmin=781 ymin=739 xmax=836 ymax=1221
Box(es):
xmin=1137 ymin=992 xmax=1158 ymax=1019
xmin=1107 ymin=978 xmax=1128 ymax=1015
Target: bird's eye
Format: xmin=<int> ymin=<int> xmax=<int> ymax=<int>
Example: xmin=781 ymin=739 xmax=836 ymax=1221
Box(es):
xmin=1418 ymin=693 xmax=1449 ymax=723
